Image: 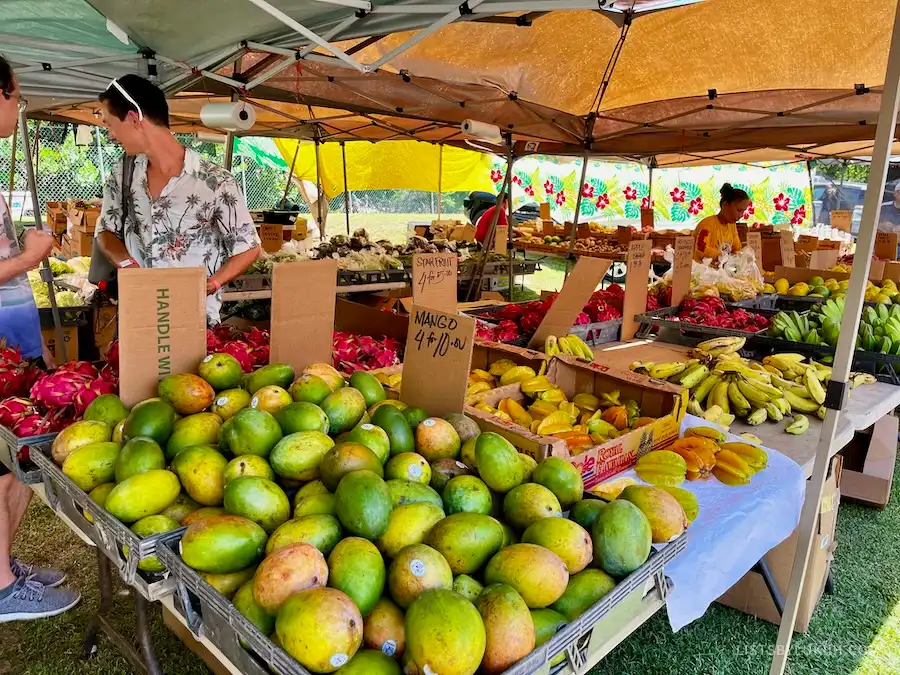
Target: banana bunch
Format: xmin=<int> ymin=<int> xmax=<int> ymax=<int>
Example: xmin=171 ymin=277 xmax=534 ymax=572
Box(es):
xmin=631 ymin=346 xmax=877 ymax=435
xmin=544 ymin=334 xmax=594 ymax=360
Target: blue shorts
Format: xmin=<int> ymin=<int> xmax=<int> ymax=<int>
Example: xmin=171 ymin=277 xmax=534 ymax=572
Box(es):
xmin=0 ymin=302 xmax=43 ymax=360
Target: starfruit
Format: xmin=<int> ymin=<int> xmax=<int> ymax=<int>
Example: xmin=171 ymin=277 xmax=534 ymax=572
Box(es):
xmin=530 ymin=420 xmax=542 ymax=434
xmin=632 ymin=416 xmax=656 ymax=429
xmin=713 ymin=449 xmax=752 ymax=486
xmin=599 ymin=390 xmax=621 ymax=408
xmin=669 ymin=438 xmax=716 ymax=479
xmin=538 ymin=388 xmax=568 ymax=405
xmin=475 ymin=402 xmax=496 ymax=413
xmin=718 ymin=442 xmax=768 ymax=472
xmin=601 ymin=406 xmax=629 ymax=431
xmin=374 ymin=372 xmax=392 ymax=385
xmin=590 ymin=476 xmax=637 ymax=501
xmin=683 ymin=426 xmax=727 ymax=444
xmin=500 ymin=365 xmax=537 ymax=386
xmin=489 ymin=359 xmax=517 ymax=377
xmin=573 ymin=393 xmax=601 ymax=413
xmin=493 ymin=410 xmax=513 ymax=423
xmin=505 ymin=398 xmax=534 ymax=427
xmin=521 ymin=375 xmax=554 ymax=396
xmin=537 ymin=411 xmax=574 ymax=435
xmin=672 ymin=436 xmax=720 ymax=460
xmin=557 ymin=402 xmax=579 ymax=422
xmin=387 ymin=374 xmax=402 ymax=388
xmin=528 ymin=400 xmax=558 ymax=421
xmin=466 ymin=381 xmax=493 ymax=397
xmin=635 ymin=451 xmax=687 ymax=487
xmin=587 ymin=418 xmax=617 ymax=438
xmin=470 ymin=369 xmax=495 ymax=384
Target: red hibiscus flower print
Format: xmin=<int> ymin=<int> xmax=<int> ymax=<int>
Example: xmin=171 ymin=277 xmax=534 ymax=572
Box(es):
xmin=581 ymin=183 xmax=594 ymax=199
xmin=641 ymin=196 xmax=653 ymax=210
xmin=774 ymin=193 xmax=790 ymax=211
xmin=490 ymin=169 xmax=503 ymax=183
xmin=512 ymin=175 xmax=522 ymax=185
xmin=624 ymin=185 xmax=637 ymax=200
xmin=555 ymin=190 xmax=567 ymax=206
xmin=670 ymin=187 xmax=686 ymax=203
xmin=688 ymin=197 xmax=704 ymax=215
xmin=524 ymin=185 xmax=535 ymax=197
xmin=596 ymin=193 xmax=610 ymax=210
xmin=790 ymin=204 xmax=807 ymax=225
xmin=742 ymin=201 xmax=755 ymax=220
xmin=543 ymin=180 xmax=555 ymax=195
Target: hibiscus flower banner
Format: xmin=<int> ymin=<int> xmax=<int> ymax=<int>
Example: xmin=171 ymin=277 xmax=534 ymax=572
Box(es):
xmin=488 ymin=157 xmax=811 ymax=229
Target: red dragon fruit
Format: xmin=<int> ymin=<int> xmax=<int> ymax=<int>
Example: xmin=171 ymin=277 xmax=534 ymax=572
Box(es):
xmin=520 ymin=312 xmax=543 ymax=335
xmin=29 ymin=370 xmax=92 ymax=409
xmin=242 ymin=327 xmax=269 ymax=348
xmin=250 ymin=345 xmax=270 ymax=367
xmin=0 ymin=344 xmax=22 ymax=365
xmin=0 ymin=398 xmax=37 ymax=429
xmin=495 ymin=320 xmax=521 ymax=343
xmin=574 ymin=311 xmax=591 ymax=325
xmin=221 ymin=341 xmax=254 ymax=373
xmin=0 ymin=344 xmax=40 ymax=398
xmin=57 ymin=360 xmax=100 ymax=379
xmin=12 ymin=414 xmax=53 ymax=439
xmin=73 ymin=379 xmax=118 ymax=416
xmin=104 ymin=339 xmax=120 ymax=372
xmin=45 ymin=406 xmax=78 ymax=432
xmin=475 ymin=322 xmax=498 ymax=341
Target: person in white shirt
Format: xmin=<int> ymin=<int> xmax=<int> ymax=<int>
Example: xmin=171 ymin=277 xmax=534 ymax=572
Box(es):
xmin=95 ymin=75 xmax=260 ymax=323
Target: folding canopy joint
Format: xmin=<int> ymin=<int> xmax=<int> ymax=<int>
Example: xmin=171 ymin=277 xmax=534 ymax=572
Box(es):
xmin=855 ymin=83 xmax=870 ymax=95
xmin=823 ymin=380 xmax=850 ymax=411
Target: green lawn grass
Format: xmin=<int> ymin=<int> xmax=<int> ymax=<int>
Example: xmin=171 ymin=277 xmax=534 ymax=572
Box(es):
xmin=2 ymin=456 xmax=899 ymax=674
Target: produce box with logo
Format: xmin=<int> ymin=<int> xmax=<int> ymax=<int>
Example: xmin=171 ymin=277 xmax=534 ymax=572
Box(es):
xmin=466 ymin=355 xmax=687 ymax=488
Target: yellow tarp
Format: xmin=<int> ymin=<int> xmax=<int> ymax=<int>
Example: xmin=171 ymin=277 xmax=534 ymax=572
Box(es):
xmin=273 ymin=139 xmax=495 ymax=198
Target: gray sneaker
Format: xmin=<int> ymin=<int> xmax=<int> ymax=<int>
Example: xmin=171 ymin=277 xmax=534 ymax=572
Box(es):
xmin=10 ymin=558 xmax=66 ymax=588
xmin=0 ymin=578 xmax=80 ymax=623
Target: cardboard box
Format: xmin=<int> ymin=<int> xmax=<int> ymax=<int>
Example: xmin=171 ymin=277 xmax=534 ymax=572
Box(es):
xmin=42 ymin=325 xmax=79 ymax=363
xmin=65 ymin=226 xmax=94 ymax=257
xmin=334 ymin=297 xmax=409 ymax=342
xmin=839 ymin=413 xmax=897 ymax=508
xmin=66 ymin=200 xmax=101 ymax=234
xmin=717 ymin=456 xmax=841 ymax=633
xmin=466 ymin=355 xmax=687 ymax=487
xmin=45 ymin=201 xmax=68 ymax=235
xmin=93 ymin=304 xmax=118 ymax=355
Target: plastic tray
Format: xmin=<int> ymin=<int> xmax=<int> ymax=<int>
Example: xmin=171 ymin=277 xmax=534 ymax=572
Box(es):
xmin=635 ymin=305 xmax=778 ymax=340
xmin=158 ymin=529 xmax=686 ymax=675
xmin=464 ymin=303 xmax=621 ymax=348
xmin=30 ymin=443 xmax=182 ymax=601
xmin=0 ymin=426 xmax=53 ymax=484
xmin=338 ymin=269 xmax=408 ymax=286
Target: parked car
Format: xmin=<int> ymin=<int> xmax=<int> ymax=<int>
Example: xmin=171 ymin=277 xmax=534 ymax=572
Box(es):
xmin=464 ymin=191 xmax=542 ymax=226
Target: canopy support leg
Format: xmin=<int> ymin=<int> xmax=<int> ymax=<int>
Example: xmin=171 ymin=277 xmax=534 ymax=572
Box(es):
xmin=282 ymin=142 xmax=300 ymax=209
xmin=564 ymin=154 xmax=590 ymax=282
xmin=769 ymin=2 xmax=900 ymax=673
xmin=19 ymin=113 xmax=67 ymax=364
xmin=341 ymin=141 xmax=350 ymax=235
xmin=806 ymin=160 xmax=816 ymax=227
xmin=315 ymin=139 xmax=326 ymax=239
xmin=507 ymin=149 xmax=516 ymax=300
xmin=466 ymin=154 xmax=512 ymax=302
xmin=437 ymin=145 xmax=443 ymax=221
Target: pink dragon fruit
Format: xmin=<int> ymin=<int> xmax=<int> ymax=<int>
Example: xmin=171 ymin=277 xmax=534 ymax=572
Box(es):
xmin=475 ymin=325 xmax=498 ymax=341
xmin=0 ymin=398 xmax=37 ymax=429
xmin=58 ymin=361 xmax=100 ymax=379
xmin=104 ymin=339 xmax=120 ymax=372
xmin=243 ymin=327 xmax=269 ymax=348
xmin=12 ymin=414 xmax=53 ymax=439
xmin=520 ymin=311 xmax=543 ymax=335
xmin=369 ymin=347 xmax=399 ymax=369
xmin=495 ymin=320 xmax=521 ymax=343
xmin=221 ymin=341 xmax=254 ymax=373
xmin=574 ymin=311 xmax=591 ymax=325
xmin=73 ymin=379 xmax=118 ymax=416
xmin=250 ymin=345 xmax=270 ymax=367
xmin=0 ymin=362 xmax=32 ymax=398
xmin=0 ymin=344 xmax=22 ymax=366
xmin=29 ymin=370 xmax=92 ymax=409
xmin=45 ymin=406 xmax=78 ymax=433
xmin=98 ymin=363 xmax=118 ymax=383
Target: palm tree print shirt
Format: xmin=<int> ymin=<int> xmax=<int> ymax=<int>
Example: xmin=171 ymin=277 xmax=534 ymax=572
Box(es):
xmin=96 ymin=149 xmax=260 ymax=323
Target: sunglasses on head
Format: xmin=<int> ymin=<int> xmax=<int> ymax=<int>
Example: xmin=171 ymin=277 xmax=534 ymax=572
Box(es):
xmin=107 ymin=78 xmax=143 ymax=121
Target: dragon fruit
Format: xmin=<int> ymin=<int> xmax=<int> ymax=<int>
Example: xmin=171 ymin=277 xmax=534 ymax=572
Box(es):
xmin=221 ymin=341 xmax=254 ymax=372
xmin=331 ymin=331 xmax=402 ymax=374
xmin=57 ymin=361 xmax=100 ymax=379
xmin=574 ymin=312 xmax=591 ymax=325
xmin=45 ymin=406 xmax=78 ymax=433
xmin=73 ymin=379 xmax=118 ymax=416
xmin=12 ymin=414 xmax=53 ymax=439
xmin=30 ymin=370 xmax=91 ymax=409
xmin=0 ymin=398 xmax=37 ymax=428
xmin=0 ymin=344 xmax=22 ymax=366
xmin=495 ymin=320 xmax=521 ymax=343
xmin=104 ymin=339 xmax=119 ymax=372
xmin=0 ymin=361 xmax=32 ymax=398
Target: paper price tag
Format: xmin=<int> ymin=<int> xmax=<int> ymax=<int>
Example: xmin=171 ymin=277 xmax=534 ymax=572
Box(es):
xmin=118 ymin=269 xmax=206 ymax=407
xmin=617 ymin=226 xmax=633 ymax=248
xmin=412 ymin=253 xmax=458 ymax=313
xmin=875 ymin=231 xmax=899 ymax=261
xmin=401 ymin=306 xmax=475 ymax=416
xmin=260 ymin=223 xmax=283 ymax=253
xmin=818 ymin=239 xmax=840 ymax=250
xmin=796 ymin=234 xmax=819 ymax=251
xmin=779 ymin=230 xmax=796 ymax=267
xmin=270 ymin=259 xmax=337 ymax=374
xmin=831 ymin=210 xmax=851 ymax=232
xmin=746 ymin=231 xmax=764 ymax=272
xmin=670 ymin=236 xmax=694 ymax=307
xmin=621 ymin=239 xmax=652 ymax=340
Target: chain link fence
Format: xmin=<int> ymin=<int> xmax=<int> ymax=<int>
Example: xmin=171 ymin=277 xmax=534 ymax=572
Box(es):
xmin=1 ymin=122 xmax=467 ymax=243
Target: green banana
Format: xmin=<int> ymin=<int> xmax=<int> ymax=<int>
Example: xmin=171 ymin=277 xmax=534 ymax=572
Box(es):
xmin=785 ymin=414 xmax=810 ymax=435
xmin=727 ymin=380 xmax=751 ymax=418
xmin=746 ymin=408 xmax=768 ymax=425
xmin=691 ymin=373 xmax=723 ymax=405
xmin=710 ymin=381 xmax=731 ymax=415
xmin=736 ymin=379 xmax=771 ymax=408
xmin=765 ymin=401 xmax=784 ymax=422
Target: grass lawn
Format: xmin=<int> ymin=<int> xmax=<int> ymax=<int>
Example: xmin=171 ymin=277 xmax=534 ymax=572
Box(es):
xmin=2 ymin=456 xmax=899 ymax=674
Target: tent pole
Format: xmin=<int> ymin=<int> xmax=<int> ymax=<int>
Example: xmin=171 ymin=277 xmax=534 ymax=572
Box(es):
xmin=315 ymin=139 xmax=326 ymax=239
xmin=564 ymin=154 xmax=590 ymax=282
xmin=437 ymin=145 xmax=443 ymax=220
xmin=7 ymin=115 xmax=16 ymax=210
xmin=769 ymin=2 xmax=900 ymax=673
xmin=282 ymin=142 xmax=300 ymax=208
xmin=19 ymin=113 xmax=67 ymax=364
xmin=341 ymin=141 xmax=350 ymax=235
xmin=466 ymin=158 xmax=512 ymax=302
xmin=806 ymin=160 xmax=816 ymax=227
xmin=507 ymin=147 xmax=515 ymax=300
xmin=95 ymin=127 xmax=106 ymax=185
xmin=224 ymin=93 xmax=238 ymax=171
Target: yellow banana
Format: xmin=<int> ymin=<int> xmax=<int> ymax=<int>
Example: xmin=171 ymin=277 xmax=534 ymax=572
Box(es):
xmin=746 ymin=408 xmax=768 ymax=425
xmin=764 ymin=401 xmax=784 ymax=422
xmin=772 ymin=375 xmax=813 ymax=399
xmin=567 ymin=334 xmax=594 ymax=360
xmin=774 ymin=397 xmax=791 ymax=415
xmin=783 ymin=390 xmax=821 ymax=413
xmin=803 ymin=368 xmax=826 ymax=405
xmin=696 ymin=336 xmax=746 ymax=356
xmin=687 ymin=399 xmax=705 ymax=416
xmin=557 ymin=336 xmax=575 ymax=356
xmin=710 ymin=381 xmax=730 ymax=415
xmin=785 ymin=414 xmax=810 ymax=434
xmin=702 ymin=405 xmax=724 ymax=422
xmin=727 ymin=380 xmax=751 ymax=417
xmin=692 ymin=373 xmax=723 ymax=405
xmin=649 ymin=361 xmax=688 ymax=380
xmin=736 ymin=379 xmax=771 ymax=408
xmin=544 ymin=336 xmax=559 ymax=357
xmin=538 ymin=360 xmax=547 ymax=377
xmin=816 ymin=405 xmax=827 ymax=420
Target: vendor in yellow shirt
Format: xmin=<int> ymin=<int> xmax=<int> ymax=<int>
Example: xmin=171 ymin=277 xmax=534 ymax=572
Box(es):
xmin=693 ymin=183 xmax=750 ymax=262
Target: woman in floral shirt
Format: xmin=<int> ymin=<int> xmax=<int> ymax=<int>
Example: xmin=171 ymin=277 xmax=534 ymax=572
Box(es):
xmin=95 ymin=75 xmax=260 ymax=324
